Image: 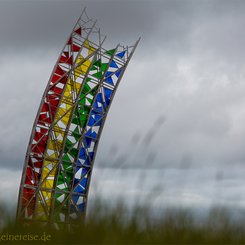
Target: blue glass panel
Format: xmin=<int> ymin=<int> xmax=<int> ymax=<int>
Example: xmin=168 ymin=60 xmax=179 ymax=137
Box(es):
xmin=91 ymin=131 xmax=97 ymax=139
xmin=104 ymin=87 xmax=113 ymax=99
xmin=91 ymin=109 xmax=102 ymax=115
xmin=95 ymin=114 xmax=101 ymax=121
xmin=89 ymin=152 xmax=94 ymax=159
xmin=80 ymin=178 xmax=88 ymax=188
xmin=78 ymin=203 xmax=85 ymax=212
xmin=77 ymin=159 xmax=82 ymax=166
xmin=94 ymin=94 xmax=103 ymax=111
xmin=88 ymin=115 xmax=95 ymax=126
xmin=81 ymin=168 xmax=88 ymax=176
xmin=72 ymin=195 xmax=79 ymax=203
xmin=105 ymin=97 xmax=111 ymax=106
xmin=96 ymin=93 xmax=103 ymax=103
xmin=84 ymin=158 xmax=90 ymax=166
xmin=85 ymin=128 xmax=92 ymax=137
xmin=70 ymin=204 xmax=76 ymax=212
xmin=79 ymin=148 xmax=86 ymax=159
xmin=94 ymin=103 xmax=103 ymax=112
xmin=94 ymin=119 xmax=102 ymax=126
xmin=85 ymin=137 xmax=92 ymax=147
xmin=105 ymin=71 xmax=113 ymax=77
xmin=116 ymin=69 xmax=122 ymax=77
xmin=116 ymin=50 xmax=126 ymax=58
xmin=110 ymin=60 xmax=118 ymax=68
xmin=74 ymin=178 xmax=79 ymax=185
xmin=74 ymin=185 xmax=83 ymax=193
xmin=93 ymin=114 xmax=102 ymax=126
xmin=103 ymin=101 xmax=108 ymax=110
xmin=105 ymin=76 xmax=114 ymax=85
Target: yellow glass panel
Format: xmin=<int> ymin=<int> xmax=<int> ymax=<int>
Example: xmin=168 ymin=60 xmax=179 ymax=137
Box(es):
xmin=56 ymin=108 xmax=66 ymax=118
xmin=75 ymin=81 xmax=81 ymax=91
xmin=35 ymin=192 xmax=51 ymax=221
xmin=47 ymin=140 xmax=56 ymax=151
xmin=84 ymin=40 xmax=96 ymax=55
xmin=42 ymin=166 xmax=50 ymax=176
xmin=54 ymin=126 xmax=65 ymax=139
xmin=54 ymin=132 xmax=64 ymax=141
xmin=56 ymin=139 xmax=63 ymax=151
xmin=43 ymin=193 xmax=50 ymax=202
xmin=45 ymin=153 xmax=59 ymax=162
xmin=36 ymin=204 xmax=47 ymax=220
xmin=64 ymin=83 xmax=72 ymax=97
xmin=54 ymin=125 xmax=64 ymax=133
xmin=45 ymin=180 xmax=54 ymax=189
xmin=75 ymin=57 xmax=91 ymax=77
xmin=61 ymin=110 xmax=72 ymax=125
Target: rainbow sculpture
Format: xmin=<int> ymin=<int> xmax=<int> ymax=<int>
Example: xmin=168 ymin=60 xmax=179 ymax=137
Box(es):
xmin=17 ymin=9 xmax=139 ymax=226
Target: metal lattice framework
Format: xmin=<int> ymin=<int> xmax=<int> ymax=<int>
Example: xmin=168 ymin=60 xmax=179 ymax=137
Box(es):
xmin=17 ymin=9 xmax=139 ymax=226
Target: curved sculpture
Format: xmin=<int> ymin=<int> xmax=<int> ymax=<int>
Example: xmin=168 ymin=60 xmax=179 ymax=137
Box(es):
xmin=17 ymin=9 xmax=139 ymax=226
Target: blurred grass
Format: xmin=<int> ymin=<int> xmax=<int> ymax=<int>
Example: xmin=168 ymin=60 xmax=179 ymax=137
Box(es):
xmin=3 ymin=115 xmax=244 ymax=244
xmin=1 ymin=202 xmax=245 ymax=244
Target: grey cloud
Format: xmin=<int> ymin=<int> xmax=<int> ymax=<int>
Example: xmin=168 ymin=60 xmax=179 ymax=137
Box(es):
xmin=0 ymin=0 xmax=201 ymax=55
xmin=0 ymin=0 xmax=161 ymax=53
xmin=0 ymin=0 xmax=82 ymax=53
xmin=1 ymin=0 xmax=245 ymax=208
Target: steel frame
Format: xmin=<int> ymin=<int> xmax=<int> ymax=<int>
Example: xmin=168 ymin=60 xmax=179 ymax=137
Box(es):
xmin=16 ymin=8 xmax=139 ymax=227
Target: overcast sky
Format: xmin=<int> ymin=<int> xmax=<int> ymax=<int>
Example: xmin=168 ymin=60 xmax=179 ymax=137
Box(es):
xmin=1 ymin=0 xmax=245 ymax=212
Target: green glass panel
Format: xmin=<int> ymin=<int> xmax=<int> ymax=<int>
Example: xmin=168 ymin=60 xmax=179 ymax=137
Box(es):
xmin=70 ymin=148 xmax=79 ymax=158
xmin=80 ymin=83 xmax=91 ymax=95
xmin=90 ymin=65 xmax=97 ymax=71
xmin=80 ymin=85 xmax=98 ymax=100
xmin=65 ymin=167 xmax=73 ymax=175
xmin=80 ymin=108 xmax=86 ymax=115
xmin=65 ymin=172 xmax=73 ymax=182
xmin=57 ymin=184 xmax=68 ymax=191
xmin=54 ymin=193 xmax=69 ymax=211
xmin=64 ymin=146 xmax=68 ymax=154
xmin=62 ymin=154 xmax=71 ymax=163
xmin=57 ymin=174 xmax=65 ymax=185
xmin=79 ymin=109 xmax=89 ymax=117
xmin=65 ymin=138 xmax=73 ymax=148
xmin=72 ymin=127 xmax=81 ymax=141
xmin=71 ymin=108 xmax=80 ymax=125
xmin=54 ymin=193 xmax=62 ymax=198
xmin=101 ymin=63 xmax=108 ymax=72
xmin=80 ymin=119 xmax=86 ymax=127
xmin=93 ymin=71 xmax=102 ymax=79
xmin=73 ymin=107 xmax=79 ymax=115
xmin=63 ymin=160 xmax=72 ymax=170
xmin=80 ymin=113 xmax=87 ymax=120
xmin=106 ymin=49 xmax=116 ymax=56
xmin=87 ymin=97 xmax=93 ymax=104
xmin=93 ymin=59 xmax=101 ymax=67
xmin=71 ymin=118 xmax=80 ymax=125
xmin=63 ymin=176 xmax=72 ymax=184
xmin=91 ymin=86 xmax=99 ymax=95
xmin=80 ymin=98 xmax=86 ymax=105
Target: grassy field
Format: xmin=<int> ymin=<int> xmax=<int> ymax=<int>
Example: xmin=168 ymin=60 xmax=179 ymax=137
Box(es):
xmin=1 ymin=202 xmax=245 ymax=244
